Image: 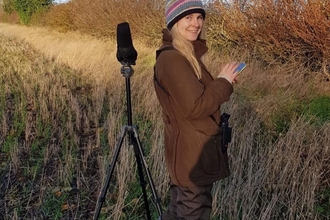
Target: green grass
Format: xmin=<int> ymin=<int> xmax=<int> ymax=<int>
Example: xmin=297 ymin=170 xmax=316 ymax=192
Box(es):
xmin=269 ymin=95 xmax=330 ymax=137
xmin=302 ymin=96 xmax=330 ymax=125
xmin=316 ymin=187 xmax=330 ymax=218
xmin=42 ymin=190 xmax=68 ymax=219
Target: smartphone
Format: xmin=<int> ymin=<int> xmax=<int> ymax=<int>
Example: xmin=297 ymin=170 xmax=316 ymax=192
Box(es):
xmin=235 ymin=63 xmax=246 ymax=76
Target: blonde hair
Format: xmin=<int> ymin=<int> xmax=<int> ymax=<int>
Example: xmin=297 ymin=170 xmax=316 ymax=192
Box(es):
xmin=170 ymin=24 xmax=206 ymax=79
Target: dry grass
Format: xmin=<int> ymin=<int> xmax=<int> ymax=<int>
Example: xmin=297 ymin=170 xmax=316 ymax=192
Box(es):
xmin=0 ymin=0 xmax=330 ymax=219
xmin=1 ymin=22 xmax=329 ymax=220
xmin=0 ymin=23 xmax=118 ymax=83
xmin=0 ymin=23 xmax=166 ymax=219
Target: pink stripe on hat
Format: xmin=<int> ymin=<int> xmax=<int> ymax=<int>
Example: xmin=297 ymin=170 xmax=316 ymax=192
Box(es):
xmin=165 ymin=0 xmax=205 ymax=29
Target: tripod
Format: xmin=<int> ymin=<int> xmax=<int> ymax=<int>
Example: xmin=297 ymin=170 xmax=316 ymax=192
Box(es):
xmin=93 ymin=64 xmax=162 ymax=220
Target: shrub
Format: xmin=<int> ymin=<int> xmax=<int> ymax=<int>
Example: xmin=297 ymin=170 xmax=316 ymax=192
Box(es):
xmin=2 ymin=0 xmax=53 ymax=24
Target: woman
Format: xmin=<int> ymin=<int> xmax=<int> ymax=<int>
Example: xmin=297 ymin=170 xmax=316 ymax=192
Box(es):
xmin=153 ymin=0 xmax=239 ymax=219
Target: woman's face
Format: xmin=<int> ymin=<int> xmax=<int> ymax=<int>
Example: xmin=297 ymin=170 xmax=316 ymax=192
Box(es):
xmin=176 ymin=13 xmax=204 ymax=41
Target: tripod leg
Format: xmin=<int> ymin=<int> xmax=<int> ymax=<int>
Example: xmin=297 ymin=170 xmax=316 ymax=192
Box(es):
xmin=131 ymin=127 xmax=163 ymax=217
xmin=131 ymin=136 xmax=152 ymax=220
xmin=93 ymin=126 xmax=128 ymax=220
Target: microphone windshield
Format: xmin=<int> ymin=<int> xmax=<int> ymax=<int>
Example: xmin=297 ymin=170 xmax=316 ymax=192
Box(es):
xmin=116 ymin=22 xmax=138 ymax=65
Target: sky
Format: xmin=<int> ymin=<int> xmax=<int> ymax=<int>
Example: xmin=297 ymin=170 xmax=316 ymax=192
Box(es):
xmin=54 ymin=0 xmax=70 ymax=3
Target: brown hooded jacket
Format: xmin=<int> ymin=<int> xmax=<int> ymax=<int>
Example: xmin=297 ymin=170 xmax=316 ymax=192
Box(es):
xmin=154 ymin=29 xmax=233 ymax=187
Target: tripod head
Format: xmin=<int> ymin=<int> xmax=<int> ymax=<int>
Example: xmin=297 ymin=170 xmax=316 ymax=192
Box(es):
xmin=121 ymin=64 xmax=134 ymax=78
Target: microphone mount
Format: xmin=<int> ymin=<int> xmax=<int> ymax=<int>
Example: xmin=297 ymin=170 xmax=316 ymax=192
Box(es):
xmin=121 ymin=64 xmax=134 ymax=78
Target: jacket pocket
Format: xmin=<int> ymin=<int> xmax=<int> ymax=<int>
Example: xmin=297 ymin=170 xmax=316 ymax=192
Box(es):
xmin=200 ymin=133 xmax=224 ymax=175
xmin=193 ymin=128 xmax=229 ymax=176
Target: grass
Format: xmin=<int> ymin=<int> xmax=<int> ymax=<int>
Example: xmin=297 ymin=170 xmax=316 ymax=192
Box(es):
xmin=0 ymin=1 xmax=330 ymax=219
xmin=302 ymin=96 xmax=330 ymax=125
xmin=316 ymin=187 xmax=330 ymax=217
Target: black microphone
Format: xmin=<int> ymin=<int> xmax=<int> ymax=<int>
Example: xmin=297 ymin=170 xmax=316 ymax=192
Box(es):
xmin=116 ymin=22 xmax=138 ymax=65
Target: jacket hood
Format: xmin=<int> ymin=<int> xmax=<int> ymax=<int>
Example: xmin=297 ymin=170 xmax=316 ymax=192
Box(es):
xmin=161 ymin=28 xmax=208 ymax=59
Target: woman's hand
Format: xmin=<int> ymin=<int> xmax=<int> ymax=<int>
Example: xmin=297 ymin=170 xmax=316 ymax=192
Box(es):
xmin=217 ymin=61 xmax=240 ymax=84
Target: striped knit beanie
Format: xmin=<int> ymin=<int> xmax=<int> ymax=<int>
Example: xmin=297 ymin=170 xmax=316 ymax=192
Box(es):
xmin=165 ymin=0 xmax=205 ymax=30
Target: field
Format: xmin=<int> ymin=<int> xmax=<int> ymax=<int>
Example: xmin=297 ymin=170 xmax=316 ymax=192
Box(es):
xmin=0 ymin=0 xmax=330 ymax=219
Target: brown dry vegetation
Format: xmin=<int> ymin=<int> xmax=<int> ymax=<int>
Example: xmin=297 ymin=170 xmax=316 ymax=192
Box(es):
xmin=208 ymin=0 xmax=330 ymax=76
xmin=0 ymin=0 xmax=330 ymax=219
xmin=41 ymin=0 xmax=330 ymax=78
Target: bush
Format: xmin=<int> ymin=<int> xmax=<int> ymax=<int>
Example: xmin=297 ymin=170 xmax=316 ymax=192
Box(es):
xmin=2 ymin=0 xmax=53 ymax=24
